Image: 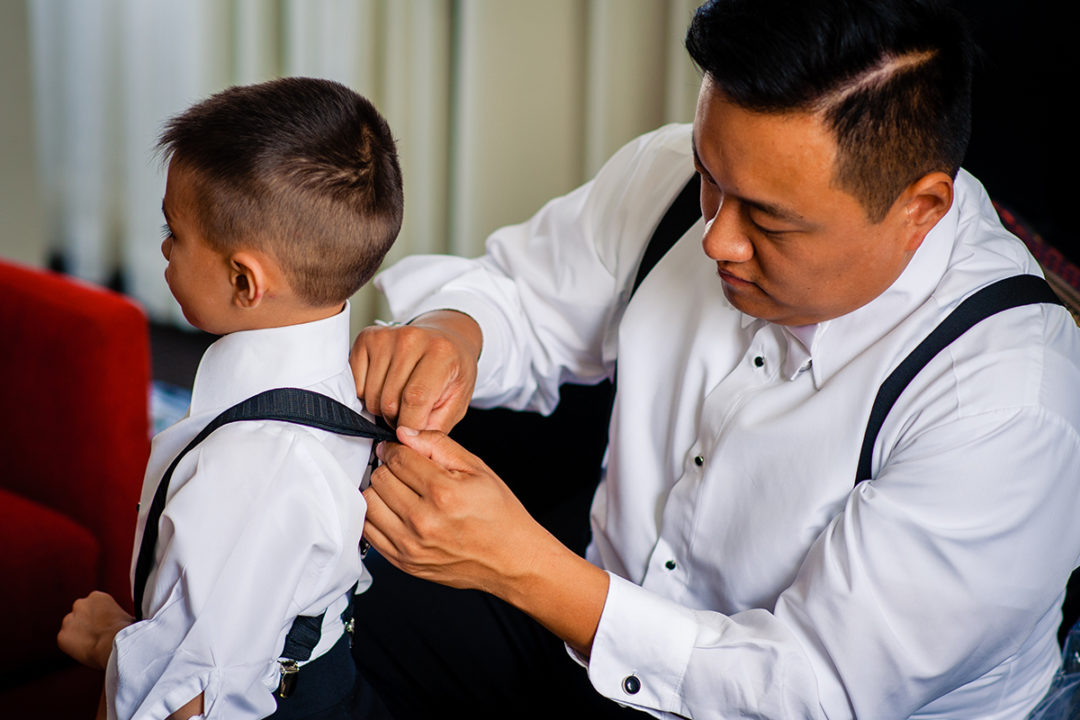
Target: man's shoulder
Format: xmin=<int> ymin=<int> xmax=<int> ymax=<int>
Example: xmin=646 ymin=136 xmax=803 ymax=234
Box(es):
xmin=616 ymin=122 xmax=694 ymax=179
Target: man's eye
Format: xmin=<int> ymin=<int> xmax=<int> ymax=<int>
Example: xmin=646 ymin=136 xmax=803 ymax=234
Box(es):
xmin=753 ymin=222 xmax=785 ymax=236
xmin=161 ymin=224 xmax=174 ymax=239
xmin=746 ymin=215 xmax=795 ymax=238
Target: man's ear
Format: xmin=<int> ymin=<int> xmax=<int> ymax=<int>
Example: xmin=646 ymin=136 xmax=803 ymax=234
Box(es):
xmin=898 ymin=171 xmax=954 ymax=252
xmin=229 ymin=251 xmax=266 ymax=308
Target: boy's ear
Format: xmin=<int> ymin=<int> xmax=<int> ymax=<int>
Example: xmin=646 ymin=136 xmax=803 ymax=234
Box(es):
xmin=229 ymin=251 xmax=267 ymax=308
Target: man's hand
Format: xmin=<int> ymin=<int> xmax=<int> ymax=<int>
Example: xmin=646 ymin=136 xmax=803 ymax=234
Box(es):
xmin=363 ymin=428 xmax=610 ymax=655
xmin=58 ymin=591 xmax=134 ymax=670
xmin=350 ymin=310 xmax=482 ymax=432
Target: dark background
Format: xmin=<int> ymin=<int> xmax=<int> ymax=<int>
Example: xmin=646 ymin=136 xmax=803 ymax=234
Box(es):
xmin=954 ymin=1 xmax=1074 ymax=263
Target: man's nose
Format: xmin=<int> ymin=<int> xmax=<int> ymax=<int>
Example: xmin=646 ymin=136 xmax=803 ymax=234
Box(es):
xmin=701 ymin=198 xmax=753 ymax=263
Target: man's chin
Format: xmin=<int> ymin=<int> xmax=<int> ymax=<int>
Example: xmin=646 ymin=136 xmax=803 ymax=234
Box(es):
xmin=721 ymin=286 xmax=808 ymax=326
xmin=721 ymin=281 xmax=765 ymax=316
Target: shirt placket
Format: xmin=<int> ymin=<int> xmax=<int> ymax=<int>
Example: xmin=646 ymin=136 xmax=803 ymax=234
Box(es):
xmin=641 ymin=324 xmax=783 ymax=603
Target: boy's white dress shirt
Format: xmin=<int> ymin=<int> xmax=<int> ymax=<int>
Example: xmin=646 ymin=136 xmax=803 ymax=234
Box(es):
xmin=375 ymin=124 xmax=1080 ymax=718
xmin=107 ymin=305 xmax=372 ymax=720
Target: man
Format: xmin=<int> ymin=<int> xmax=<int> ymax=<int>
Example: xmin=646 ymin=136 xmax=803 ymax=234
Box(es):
xmin=351 ymin=1 xmax=1080 ymax=717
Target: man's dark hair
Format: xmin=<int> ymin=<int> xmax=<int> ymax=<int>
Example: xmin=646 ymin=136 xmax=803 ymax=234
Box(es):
xmin=686 ymin=0 xmax=974 ymax=222
xmin=158 ymin=77 xmax=403 ymax=306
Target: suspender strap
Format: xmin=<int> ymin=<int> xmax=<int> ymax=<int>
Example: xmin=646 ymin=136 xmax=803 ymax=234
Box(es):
xmin=606 ymin=173 xmax=700 ymax=407
xmin=133 ymin=387 xmax=394 ymax=620
xmin=855 ymin=274 xmax=1063 ymax=484
xmin=631 ymin=174 xmax=701 ymax=296
xmin=279 ymin=581 xmax=360 ymax=662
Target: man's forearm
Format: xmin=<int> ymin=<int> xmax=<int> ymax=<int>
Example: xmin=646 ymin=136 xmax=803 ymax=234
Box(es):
xmin=493 ymin=525 xmax=611 ymax=657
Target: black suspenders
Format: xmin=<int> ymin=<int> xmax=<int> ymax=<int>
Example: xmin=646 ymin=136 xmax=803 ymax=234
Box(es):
xmin=130 ymin=175 xmax=1069 ymax=671
xmin=631 ymin=174 xmax=1066 ymax=486
xmin=132 ymin=387 xmax=395 ymax=666
xmin=631 ymin=174 xmax=702 ymax=295
xmin=629 ymin=176 xmax=1065 ymax=486
xmin=855 ymin=274 xmax=1063 ymax=484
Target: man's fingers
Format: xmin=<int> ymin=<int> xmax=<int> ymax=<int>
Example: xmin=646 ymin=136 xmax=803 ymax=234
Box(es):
xmin=362 ymin=349 xmax=396 ymax=422
xmin=350 ymin=316 xmax=480 ymax=431
xmin=394 ymin=340 xmax=471 ymax=431
xmin=383 ymin=366 xmax=439 ymax=431
xmin=395 ymin=427 xmax=479 ymax=472
xmin=349 ymin=341 xmax=369 ymax=401
xmin=367 ymin=459 xmax=423 ymax=515
xmin=361 ymin=486 xmax=409 ymax=558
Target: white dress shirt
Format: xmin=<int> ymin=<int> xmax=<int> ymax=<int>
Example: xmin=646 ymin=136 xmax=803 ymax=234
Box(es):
xmin=107 ymin=305 xmax=372 ymax=720
xmin=376 ymin=124 xmax=1080 ymax=719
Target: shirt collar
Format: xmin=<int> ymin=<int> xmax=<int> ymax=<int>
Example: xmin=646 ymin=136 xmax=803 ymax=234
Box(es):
xmin=189 ymin=303 xmax=352 ymax=416
xmin=737 ymin=314 xmax=820 ymax=382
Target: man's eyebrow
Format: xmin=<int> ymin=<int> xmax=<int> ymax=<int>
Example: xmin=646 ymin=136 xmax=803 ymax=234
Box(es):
xmin=690 ymin=135 xmax=814 ymax=229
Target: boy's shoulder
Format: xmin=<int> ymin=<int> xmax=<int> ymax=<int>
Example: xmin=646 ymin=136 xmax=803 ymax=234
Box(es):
xmin=164 ymin=418 xmax=369 ymax=535
xmin=194 ymin=417 xmax=368 ymax=482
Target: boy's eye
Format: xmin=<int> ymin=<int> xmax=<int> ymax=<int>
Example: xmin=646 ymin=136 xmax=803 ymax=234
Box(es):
xmin=161 ymin=224 xmax=174 ymax=239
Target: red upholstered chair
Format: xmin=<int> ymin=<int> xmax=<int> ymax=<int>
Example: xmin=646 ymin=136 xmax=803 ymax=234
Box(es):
xmin=0 ymin=258 xmax=150 ymax=716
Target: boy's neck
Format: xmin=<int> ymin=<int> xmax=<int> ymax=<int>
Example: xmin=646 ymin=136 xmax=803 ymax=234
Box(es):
xmin=221 ymin=301 xmax=347 ymax=335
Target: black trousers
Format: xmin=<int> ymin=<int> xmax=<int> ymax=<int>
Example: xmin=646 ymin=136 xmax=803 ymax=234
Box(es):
xmin=350 ymin=385 xmax=648 ymax=718
xmin=350 ymin=550 xmax=648 ymax=720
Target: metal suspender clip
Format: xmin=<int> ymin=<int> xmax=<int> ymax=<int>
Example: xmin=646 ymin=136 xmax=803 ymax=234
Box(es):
xmin=277 ymin=658 xmax=299 ymax=698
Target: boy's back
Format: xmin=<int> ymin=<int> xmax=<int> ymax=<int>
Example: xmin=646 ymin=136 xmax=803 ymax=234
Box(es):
xmin=113 ymin=308 xmax=371 ymax=719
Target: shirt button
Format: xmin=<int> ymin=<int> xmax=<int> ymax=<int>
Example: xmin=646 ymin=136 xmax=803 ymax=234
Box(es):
xmin=753 ymin=355 xmax=765 ymax=367
xmin=622 ymin=675 xmax=641 ymax=694
xmin=665 ymin=559 xmax=676 ymax=570
xmin=694 ymin=455 xmax=704 ymax=466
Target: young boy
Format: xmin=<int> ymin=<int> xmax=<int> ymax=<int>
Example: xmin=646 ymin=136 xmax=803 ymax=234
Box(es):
xmin=58 ymin=76 xmax=403 ymax=720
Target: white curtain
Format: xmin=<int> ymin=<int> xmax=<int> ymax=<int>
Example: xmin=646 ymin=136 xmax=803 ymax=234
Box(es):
xmin=28 ymin=0 xmax=701 ymax=332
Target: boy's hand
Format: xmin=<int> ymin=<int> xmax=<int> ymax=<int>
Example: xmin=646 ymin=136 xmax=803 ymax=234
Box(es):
xmin=58 ymin=591 xmax=134 ymax=670
xmin=350 ymin=310 xmax=482 ymax=432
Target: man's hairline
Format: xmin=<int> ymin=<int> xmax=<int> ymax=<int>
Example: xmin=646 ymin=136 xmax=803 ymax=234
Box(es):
xmin=690 ymin=91 xmax=862 ymax=230
xmin=695 ymin=44 xmax=941 ymax=225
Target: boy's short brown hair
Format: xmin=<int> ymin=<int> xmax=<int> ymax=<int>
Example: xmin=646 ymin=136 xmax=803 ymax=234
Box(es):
xmin=158 ymin=77 xmax=403 ymax=307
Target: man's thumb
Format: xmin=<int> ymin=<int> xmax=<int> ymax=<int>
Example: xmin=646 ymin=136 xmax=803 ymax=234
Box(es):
xmin=396 ymin=426 xmax=471 ymax=469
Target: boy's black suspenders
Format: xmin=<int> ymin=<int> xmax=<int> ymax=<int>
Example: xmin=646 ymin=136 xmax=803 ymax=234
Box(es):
xmin=131 ymin=387 xmax=395 ymax=692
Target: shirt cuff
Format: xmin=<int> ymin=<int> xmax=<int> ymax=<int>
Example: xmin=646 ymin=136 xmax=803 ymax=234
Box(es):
xmin=585 ymin=572 xmax=697 ymax=717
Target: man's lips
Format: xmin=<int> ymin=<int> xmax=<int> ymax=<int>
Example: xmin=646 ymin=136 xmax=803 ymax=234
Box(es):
xmin=717 ymin=267 xmax=754 ymax=287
